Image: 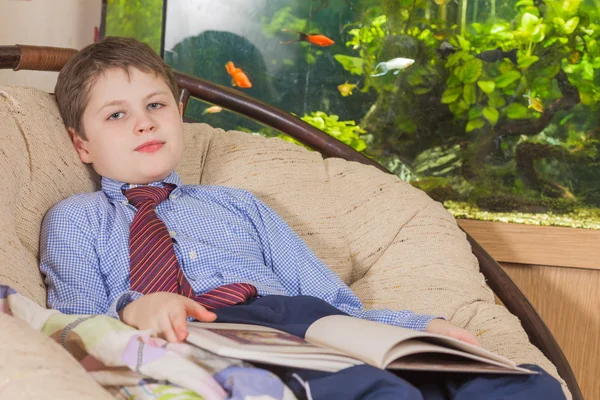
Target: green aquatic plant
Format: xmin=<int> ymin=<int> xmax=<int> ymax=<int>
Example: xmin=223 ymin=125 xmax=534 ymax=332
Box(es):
xmin=337 ymin=14 xmax=388 ymax=91
xmin=439 ymin=0 xmax=600 ymax=204
xmin=448 ymin=0 xmax=600 ymax=128
xmin=249 ymin=112 xmax=369 ymax=154
xmin=329 ymin=0 xmax=600 ymax=217
xmin=295 ymin=111 xmax=369 ymax=152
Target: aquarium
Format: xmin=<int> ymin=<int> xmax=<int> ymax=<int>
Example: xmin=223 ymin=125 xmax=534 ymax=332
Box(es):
xmin=105 ymin=0 xmax=600 ymax=229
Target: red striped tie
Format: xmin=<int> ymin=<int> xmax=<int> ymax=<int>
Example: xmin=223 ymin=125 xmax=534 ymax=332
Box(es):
xmin=124 ymin=184 xmax=257 ymax=310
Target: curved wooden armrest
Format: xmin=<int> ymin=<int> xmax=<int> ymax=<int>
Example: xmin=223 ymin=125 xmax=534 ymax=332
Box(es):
xmin=0 ymin=45 xmax=77 ymax=72
xmin=174 ymin=72 xmax=386 ymax=172
xmin=0 ymin=44 xmax=583 ymax=400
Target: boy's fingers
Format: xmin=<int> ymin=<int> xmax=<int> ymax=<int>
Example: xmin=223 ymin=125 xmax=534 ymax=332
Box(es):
xmin=457 ymin=330 xmax=481 ymax=347
xmin=185 ymin=299 xmax=217 ymax=322
xmin=168 ymin=306 xmax=190 ymax=341
xmin=158 ymin=315 xmax=180 ymax=343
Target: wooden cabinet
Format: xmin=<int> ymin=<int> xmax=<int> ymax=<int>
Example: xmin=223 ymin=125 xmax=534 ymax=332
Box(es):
xmin=501 ymin=263 xmax=599 ymax=400
xmin=459 ymin=220 xmax=600 ymax=400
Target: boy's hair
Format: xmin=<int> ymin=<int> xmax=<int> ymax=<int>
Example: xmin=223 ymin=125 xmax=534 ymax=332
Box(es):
xmin=55 ymin=36 xmax=180 ymax=139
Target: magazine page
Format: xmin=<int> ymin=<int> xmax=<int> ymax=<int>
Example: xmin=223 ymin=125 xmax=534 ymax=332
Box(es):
xmin=388 ymin=353 xmax=536 ymax=374
xmin=186 ymin=322 xmax=363 ymax=372
xmin=305 ymin=315 xmax=519 ymax=370
xmin=384 ymin=340 xmax=535 ymax=374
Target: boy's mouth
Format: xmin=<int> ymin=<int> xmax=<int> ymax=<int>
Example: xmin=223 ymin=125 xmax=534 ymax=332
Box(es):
xmin=135 ymin=140 xmax=165 ymax=153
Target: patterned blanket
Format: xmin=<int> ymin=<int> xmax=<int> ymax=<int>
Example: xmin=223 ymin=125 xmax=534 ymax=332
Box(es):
xmin=0 ymin=285 xmax=296 ymax=400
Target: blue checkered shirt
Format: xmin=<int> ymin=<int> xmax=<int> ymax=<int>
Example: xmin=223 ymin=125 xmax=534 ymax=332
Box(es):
xmin=40 ymin=171 xmax=438 ymax=331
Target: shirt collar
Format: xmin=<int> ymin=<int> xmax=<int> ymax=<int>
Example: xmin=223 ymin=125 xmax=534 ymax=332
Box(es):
xmin=101 ymin=170 xmax=183 ymax=203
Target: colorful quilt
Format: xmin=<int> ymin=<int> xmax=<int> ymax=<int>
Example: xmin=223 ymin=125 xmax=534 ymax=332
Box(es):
xmin=0 ymin=285 xmax=296 ymax=400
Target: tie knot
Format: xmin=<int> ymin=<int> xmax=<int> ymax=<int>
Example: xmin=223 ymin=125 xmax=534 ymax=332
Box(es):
xmin=123 ymin=183 xmax=176 ymax=208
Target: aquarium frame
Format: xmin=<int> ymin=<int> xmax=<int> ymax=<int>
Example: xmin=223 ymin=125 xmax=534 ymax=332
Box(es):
xmin=98 ymin=0 xmax=167 ymax=58
xmin=0 ymin=44 xmax=583 ymax=400
xmin=160 ymin=0 xmax=168 ymax=59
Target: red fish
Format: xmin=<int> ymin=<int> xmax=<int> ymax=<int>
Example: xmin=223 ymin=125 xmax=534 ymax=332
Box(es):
xmin=281 ymin=29 xmax=335 ymax=47
xmin=225 ymin=62 xmax=252 ymax=88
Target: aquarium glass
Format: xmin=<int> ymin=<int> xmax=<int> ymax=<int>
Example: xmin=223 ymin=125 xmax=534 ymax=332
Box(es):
xmin=160 ymin=0 xmax=600 ymax=229
xmin=104 ymin=0 xmax=164 ymax=54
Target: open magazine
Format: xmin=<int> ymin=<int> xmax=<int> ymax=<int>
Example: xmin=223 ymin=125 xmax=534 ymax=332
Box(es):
xmin=186 ymin=314 xmax=536 ymax=375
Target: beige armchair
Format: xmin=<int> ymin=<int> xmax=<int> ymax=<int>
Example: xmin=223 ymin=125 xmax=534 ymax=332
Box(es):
xmin=0 ymin=45 xmax=579 ymax=399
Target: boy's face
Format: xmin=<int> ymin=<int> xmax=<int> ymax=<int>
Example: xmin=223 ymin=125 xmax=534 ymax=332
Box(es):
xmin=71 ymin=67 xmax=184 ymax=184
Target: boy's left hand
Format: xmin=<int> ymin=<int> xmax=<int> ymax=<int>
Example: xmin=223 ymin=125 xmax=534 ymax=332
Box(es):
xmin=426 ymin=318 xmax=481 ymax=347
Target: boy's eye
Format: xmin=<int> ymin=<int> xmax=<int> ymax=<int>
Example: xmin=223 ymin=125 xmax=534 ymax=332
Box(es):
xmin=148 ymin=103 xmax=163 ymax=110
xmin=108 ymin=112 xmax=124 ymax=120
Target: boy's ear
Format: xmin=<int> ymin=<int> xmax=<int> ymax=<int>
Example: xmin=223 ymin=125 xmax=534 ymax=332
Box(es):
xmin=68 ymin=128 xmax=93 ymax=164
xmin=179 ymin=102 xmax=184 ymax=118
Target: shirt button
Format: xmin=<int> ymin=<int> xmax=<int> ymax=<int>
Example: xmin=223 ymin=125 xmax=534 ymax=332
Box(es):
xmin=168 ymin=230 xmax=176 ymax=238
xmin=121 ymin=200 xmax=128 ymax=205
xmin=189 ymin=250 xmax=197 ymax=260
xmin=170 ymin=194 xmax=178 ymax=200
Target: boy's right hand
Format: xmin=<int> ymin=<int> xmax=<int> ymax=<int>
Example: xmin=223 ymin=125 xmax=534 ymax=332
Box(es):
xmin=119 ymin=292 xmax=216 ymax=342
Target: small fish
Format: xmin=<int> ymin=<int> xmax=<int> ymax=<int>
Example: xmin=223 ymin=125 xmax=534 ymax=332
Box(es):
xmin=433 ymin=31 xmax=449 ymax=40
xmin=203 ymin=105 xmax=223 ymax=114
xmin=337 ymin=81 xmax=358 ymax=97
xmin=225 ymin=61 xmax=252 ymax=88
xmin=568 ymin=50 xmax=582 ymax=64
xmin=436 ymin=41 xmax=458 ymax=59
xmin=523 ymin=90 xmax=544 ymax=113
xmin=280 ymin=29 xmax=335 ymax=47
xmin=475 ymin=47 xmax=518 ymax=65
xmin=371 ymin=57 xmax=415 ymax=77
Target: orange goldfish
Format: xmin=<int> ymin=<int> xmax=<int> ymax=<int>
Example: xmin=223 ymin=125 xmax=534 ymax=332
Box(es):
xmin=203 ymin=105 xmax=223 ymax=114
xmin=225 ymin=62 xmax=252 ymax=88
xmin=523 ymin=91 xmax=544 ymax=113
xmin=280 ymin=29 xmax=335 ymax=47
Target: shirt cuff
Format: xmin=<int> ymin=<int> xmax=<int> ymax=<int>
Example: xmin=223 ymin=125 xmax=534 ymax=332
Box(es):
xmin=398 ymin=313 xmax=445 ymax=332
xmin=108 ymin=290 xmax=143 ymax=320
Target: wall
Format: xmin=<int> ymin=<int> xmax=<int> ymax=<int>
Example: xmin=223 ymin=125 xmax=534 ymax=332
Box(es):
xmin=0 ymin=0 xmax=101 ymax=92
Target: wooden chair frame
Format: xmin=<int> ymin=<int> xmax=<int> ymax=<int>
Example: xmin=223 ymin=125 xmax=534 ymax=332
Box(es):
xmin=0 ymin=44 xmax=583 ymax=400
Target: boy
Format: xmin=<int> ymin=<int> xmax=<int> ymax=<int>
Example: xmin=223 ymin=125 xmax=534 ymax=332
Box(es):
xmin=41 ymin=37 xmax=564 ymax=399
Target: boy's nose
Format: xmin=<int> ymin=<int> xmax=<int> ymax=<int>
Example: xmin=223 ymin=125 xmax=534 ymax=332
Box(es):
xmin=136 ymin=125 xmax=155 ymax=134
xmin=135 ymin=118 xmax=156 ymax=135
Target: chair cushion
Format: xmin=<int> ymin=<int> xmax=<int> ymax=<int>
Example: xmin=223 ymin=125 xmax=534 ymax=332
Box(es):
xmin=0 ymin=86 xmax=569 ymax=398
xmin=0 ymin=312 xmax=113 ymax=399
xmin=0 ymin=86 xmax=352 ymax=304
xmin=194 ymin=128 xmax=353 ymax=282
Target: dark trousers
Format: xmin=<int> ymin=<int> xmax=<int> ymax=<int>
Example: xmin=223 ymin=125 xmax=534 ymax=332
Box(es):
xmin=214 ymin=295 xmax=566 ymax=400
